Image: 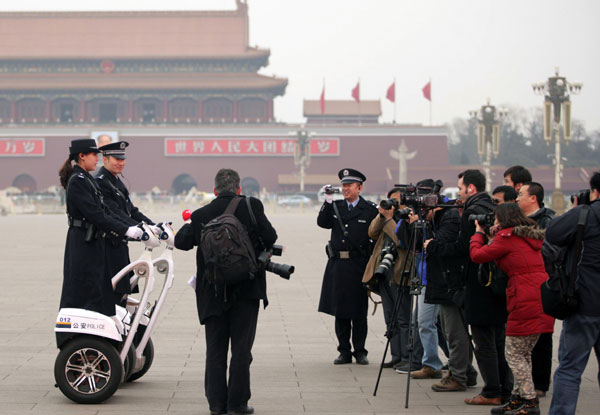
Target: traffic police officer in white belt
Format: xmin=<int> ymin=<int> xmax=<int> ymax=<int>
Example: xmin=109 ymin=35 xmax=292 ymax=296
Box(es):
xmin=317 ymin=168 xmax=378 ymax=365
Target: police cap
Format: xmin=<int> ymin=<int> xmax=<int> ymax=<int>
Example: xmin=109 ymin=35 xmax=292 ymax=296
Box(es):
xmin=100 ymin=141 xmax=129 ymax=159
xmin=338 ymin=168 xmax=366 ymax=184
xmin=69 ymin=139 xmax=100 ymax=156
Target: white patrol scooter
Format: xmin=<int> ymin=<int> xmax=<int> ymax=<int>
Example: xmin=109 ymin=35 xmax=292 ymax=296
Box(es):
xmin=53 ymin=222 xmax=175 ymax=404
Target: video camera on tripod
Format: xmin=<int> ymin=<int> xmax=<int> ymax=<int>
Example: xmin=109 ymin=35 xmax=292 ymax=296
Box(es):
xmin=378 ymin=180 xmax=455 ymax=220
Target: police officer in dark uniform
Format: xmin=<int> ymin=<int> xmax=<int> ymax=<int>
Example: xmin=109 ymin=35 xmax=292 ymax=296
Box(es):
xmin=95 ymin=141 xmax=157 ymax=306
xmin=318 ymin=168 xmax=378 ymax=365
xmin=58 ymin=139 xmax=143 ymax=317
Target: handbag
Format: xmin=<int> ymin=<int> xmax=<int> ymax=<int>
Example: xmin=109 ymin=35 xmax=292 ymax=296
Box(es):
xmin=540 ymin=205 xmax=589 ymax=320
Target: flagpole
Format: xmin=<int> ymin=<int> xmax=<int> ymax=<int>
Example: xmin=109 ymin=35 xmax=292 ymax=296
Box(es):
xmin=429 ymin=77 xmax=432 ymax=126
xmin=322 ymin=77 xmax=325 ymax=127
xmin=393 ymin=77 xmax=397 ymax=124
xmin=358 ymin=78 xmax=361 ymax=127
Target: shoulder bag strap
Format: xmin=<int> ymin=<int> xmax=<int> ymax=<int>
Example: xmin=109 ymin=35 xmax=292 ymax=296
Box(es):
xmin=245 ymin=196 xmax=265 ymax=251
xmin=567 ymin=205 xmax=590 ymax=299
xmin=224 ymin=195 xmax=243 ymax=215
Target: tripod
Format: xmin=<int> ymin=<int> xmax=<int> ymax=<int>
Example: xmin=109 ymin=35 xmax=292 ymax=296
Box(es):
xmin=372 ymin=210 xmax=429 ymax=409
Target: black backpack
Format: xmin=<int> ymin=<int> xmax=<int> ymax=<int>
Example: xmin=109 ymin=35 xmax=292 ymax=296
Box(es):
xmin=201 ymin=196 xmax=258 ymax=286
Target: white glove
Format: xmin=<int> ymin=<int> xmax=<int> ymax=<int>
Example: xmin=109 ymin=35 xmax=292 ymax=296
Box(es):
xmin=149 ymin=225 xmax=162 ymax=236
xmin=321 ymin=185 xmax=334 ymax=204
xmin=125 ymin=226 xmax=144 ymax=240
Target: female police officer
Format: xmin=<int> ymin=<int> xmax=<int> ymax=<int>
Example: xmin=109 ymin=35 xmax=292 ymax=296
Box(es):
xmin=95 ymin=141 xmax=157 ymax=306
xmin=58 ymin=138 xmax=143 ymax=317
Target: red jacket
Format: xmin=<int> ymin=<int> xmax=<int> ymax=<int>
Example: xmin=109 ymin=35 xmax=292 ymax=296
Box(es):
xmin=470 ymin=226 xmax=555 ymax=336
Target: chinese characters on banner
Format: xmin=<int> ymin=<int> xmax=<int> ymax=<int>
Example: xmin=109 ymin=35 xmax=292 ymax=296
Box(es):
xmin=164 ymin=138 xmax=339 ymax=157
xmin=0 ymin=139 xmax=45 ymax=156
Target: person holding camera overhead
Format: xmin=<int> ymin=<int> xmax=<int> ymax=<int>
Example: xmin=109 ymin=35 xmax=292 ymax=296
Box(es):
xmin=318 ymin=168 xmax=378 ymax=365
xmin=58 ymin=139 xmax=143 ymax=318
xmin=470 ymin=202 xmax=554 ymax=415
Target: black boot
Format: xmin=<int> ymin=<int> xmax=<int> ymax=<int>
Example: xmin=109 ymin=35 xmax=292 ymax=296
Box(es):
xmin=505 ymin=397 xmax=540 ymax=415
xmin=491 ymin=394 xmax=522 ymax=415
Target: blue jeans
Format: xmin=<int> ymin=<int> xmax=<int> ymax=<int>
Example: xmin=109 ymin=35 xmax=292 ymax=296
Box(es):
xmin=417 ymin=286 xmax=443 ymax=370
xmin=549 ymin=313 xmax=600 ymax=415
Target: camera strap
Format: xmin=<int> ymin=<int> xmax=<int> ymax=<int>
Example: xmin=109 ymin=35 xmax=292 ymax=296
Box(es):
xmin=332 ymin=201 xmax=349 ymax=238
xmin=567 ymin=205 xmax=590 ymax=300
xmin=245 ymin=196 xmax=265 ymax=251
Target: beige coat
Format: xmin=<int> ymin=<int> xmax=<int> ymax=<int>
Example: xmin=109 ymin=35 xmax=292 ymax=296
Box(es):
xmin=362 ymin=214 xmax=409 ymax=286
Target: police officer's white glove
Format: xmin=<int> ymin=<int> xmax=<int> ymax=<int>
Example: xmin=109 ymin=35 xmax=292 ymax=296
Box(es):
xmin=320 ymin=185 xmax=334 ymax=204
xmin=149 ymin=225 xmax=162 ymax=236
xmin=125 ymin=226 xmax=144 ymax=240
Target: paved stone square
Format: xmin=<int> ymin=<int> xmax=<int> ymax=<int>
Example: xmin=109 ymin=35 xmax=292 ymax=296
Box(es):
xmin=0 ymin=209 xmax=598 ymax=414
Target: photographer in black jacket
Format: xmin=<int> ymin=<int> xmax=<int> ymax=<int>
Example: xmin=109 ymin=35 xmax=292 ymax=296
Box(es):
xmin=425 ymin=170 xmax=511 ymax=404
xmin=548 ymin=172 xmax=600 ymax=415
xmin=175 ymin=168 xmax=277 ymax=415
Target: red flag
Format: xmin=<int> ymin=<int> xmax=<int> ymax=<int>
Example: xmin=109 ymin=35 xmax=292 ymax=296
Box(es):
xmin=386 ymin=82 xmax=395 ymax=103
xmin=351 ymin=81 xmax=360 ymax=103
xmin=320 ymin=86 xmax=325 ymax=115
xmin=422 ymin=81 xmax=431 ymax=101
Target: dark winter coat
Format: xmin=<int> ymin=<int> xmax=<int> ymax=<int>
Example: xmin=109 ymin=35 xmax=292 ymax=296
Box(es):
xmin=425 ymin=192 xmax=507 ymax=326
xmin=545 ymin=200 xmax=600 ymax=316
xmin=174 ymin=192 xmax=277 ymax=324
xmin=95 ymin=166 xmax=154 ymax=295
xmin=529 ymin=206 xmax=555 ymax=230
xmin=60 ymin=165 xmax=129 ymax=316
xmin=424 ymin=207 xmax=461 ymax=305
xmin=470 ymin=226 xmax=554 ymax=336
xmin=318 ymin=197 xmax=378 ymax=318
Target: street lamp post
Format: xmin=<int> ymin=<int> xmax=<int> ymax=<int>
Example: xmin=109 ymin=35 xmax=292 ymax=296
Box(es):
xmin=469 ymin=99 xmax=506 ymax=192
xmin=292 ymin=127 xmax=315 ymax=192
xmin=532 ymin=68 xmax=582 ymax=213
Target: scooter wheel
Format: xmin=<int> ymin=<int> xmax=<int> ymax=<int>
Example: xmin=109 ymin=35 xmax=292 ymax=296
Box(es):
xmin=54 ymin=336 xmax=123 ymax=404
xmin=127 ymin=338 xmax=154 ymax=382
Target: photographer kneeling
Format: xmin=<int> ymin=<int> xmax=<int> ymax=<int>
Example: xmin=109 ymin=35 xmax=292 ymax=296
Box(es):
xmin=362 ymin=188 xmax=423 ymax=370
xmin=470 ymin=203 xmax=553 ymax=415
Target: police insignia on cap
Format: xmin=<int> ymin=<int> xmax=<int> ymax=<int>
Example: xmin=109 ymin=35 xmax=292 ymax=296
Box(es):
xmin=120 ymin=142 xmax=126 ymax=149
xmin=343 ymin=169 xmax=349 ymax=176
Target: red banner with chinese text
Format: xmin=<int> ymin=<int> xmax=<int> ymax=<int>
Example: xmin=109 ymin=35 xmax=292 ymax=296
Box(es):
xmin=0 ymin=138 xmax=45 ymax=157
xmin=164 ymin=138 xmax=339 ymax=157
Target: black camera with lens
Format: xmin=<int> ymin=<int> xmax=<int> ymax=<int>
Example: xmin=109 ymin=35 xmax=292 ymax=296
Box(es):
xmin=468 ymin=212 xmax=495 ymax=233
xmin=257 ymin=244 xmax=295 ymax=280
xmin=323 ymin=185 xmax=341 ymax=195
xmin=379 ymin=198 xmax=399 ymax=210
xmin=373 ymin=241 xmax=398 ymax=279
xmin=570 ymin=189 xmax=591 ymax=205
xmin=393 ymin=180 xmax=445 ymax=210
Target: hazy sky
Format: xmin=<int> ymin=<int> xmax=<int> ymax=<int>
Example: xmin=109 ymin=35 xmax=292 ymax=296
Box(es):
xmin=3 ymin=0 xmax=599 ymax=131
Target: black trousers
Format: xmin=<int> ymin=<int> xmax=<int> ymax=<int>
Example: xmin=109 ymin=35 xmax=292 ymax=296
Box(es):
xmin=531 ymin=332 xmax=553 ymax=391
xmin=471 ymin=324 xmax=513 ymax=398
xmin=204 ymin=299 xmax=259 ymax=412
xmin=335 ymin=316 xmax=368 ymax=357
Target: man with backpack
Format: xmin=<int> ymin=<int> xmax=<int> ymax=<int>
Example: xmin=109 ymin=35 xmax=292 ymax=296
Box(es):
xmin=547 ymin=172 xmax=600 ymax=415
xmin=175 ymin=168 xmax=277 ymax=415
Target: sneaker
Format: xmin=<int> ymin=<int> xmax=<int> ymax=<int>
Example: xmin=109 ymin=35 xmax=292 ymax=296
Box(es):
xmin=431 ymin=375 xmax=467 ymax=392
xmin=491 ymin=395 xmax=523 ymax=415
xmin=505 ymin=398 xmax=540 ymax=415
xmin=394 ymin=361 xmax=422 ymax=374
xmin=410 ymin=365 xmax=443 ymax=379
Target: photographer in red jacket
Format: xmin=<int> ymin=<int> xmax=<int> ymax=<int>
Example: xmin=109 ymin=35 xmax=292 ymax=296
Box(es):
xmin=470 ymin=203 xmax=553 ymax=415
